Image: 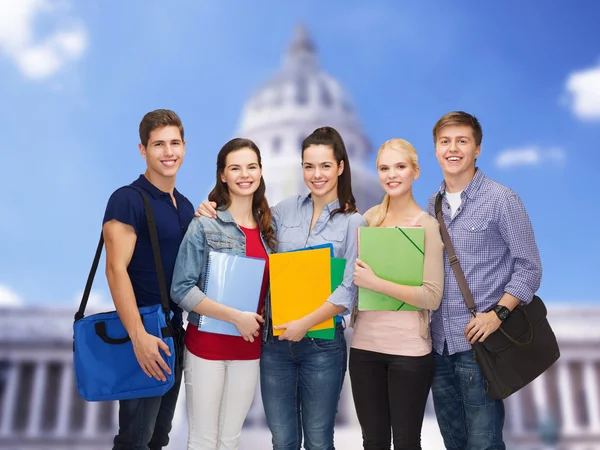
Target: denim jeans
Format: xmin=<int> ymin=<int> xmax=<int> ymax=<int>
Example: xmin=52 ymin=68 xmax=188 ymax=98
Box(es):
xmin=431 ymin=345 xmax=506 ymax=450
xmin=260 ymin=324 xmax=347 ymax=450
xmin=113 ymin=326 xmax=185 ymax=450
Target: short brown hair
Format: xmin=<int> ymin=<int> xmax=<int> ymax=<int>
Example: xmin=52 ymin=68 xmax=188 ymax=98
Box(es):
xmin=432 ymin=111 xmax=482 ymax=147
xmin=139 ymin=109 xmax=184 ymax=147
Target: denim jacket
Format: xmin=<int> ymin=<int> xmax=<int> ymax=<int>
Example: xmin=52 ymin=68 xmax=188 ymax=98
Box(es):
xmin=170 ymin=208 xmax=273 ymax=342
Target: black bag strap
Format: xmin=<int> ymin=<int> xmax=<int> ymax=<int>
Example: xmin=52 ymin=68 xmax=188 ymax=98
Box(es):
xmin=74 ymin=187 xmax=171 ymax=324
xmin=434 ymin=192 xmax=477 ymax=318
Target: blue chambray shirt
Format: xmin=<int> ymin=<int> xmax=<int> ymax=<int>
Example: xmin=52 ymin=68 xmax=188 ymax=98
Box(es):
xmin=427 ymin=169 xmax=542 ymax=356
xmin=273 ymin=195 xmax=367 ymax=314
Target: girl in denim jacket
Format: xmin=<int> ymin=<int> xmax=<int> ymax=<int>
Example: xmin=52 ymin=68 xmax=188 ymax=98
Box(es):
xmin=171 ymin=138 xmax=276 ymax=450
xmin=199 ymin=127 xmax=366 ymax=450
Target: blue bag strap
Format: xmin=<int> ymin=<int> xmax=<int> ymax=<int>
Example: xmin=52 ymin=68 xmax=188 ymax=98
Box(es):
xmin=74 ymin=186 xmax=171 ymax=326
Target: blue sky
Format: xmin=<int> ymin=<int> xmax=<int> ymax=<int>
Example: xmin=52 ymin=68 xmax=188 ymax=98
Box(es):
xmin=0 ymin=0 xmax=598 ymax=307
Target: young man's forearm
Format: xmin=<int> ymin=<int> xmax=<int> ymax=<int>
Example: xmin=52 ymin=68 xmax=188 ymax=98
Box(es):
xmin=497 ymin=292 xmax=521 ymax=312
xmin=106 ymin=265 xmax=146 ymax=339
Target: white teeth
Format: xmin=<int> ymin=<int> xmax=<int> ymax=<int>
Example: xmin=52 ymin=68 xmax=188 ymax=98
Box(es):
xmin=448 ymin=157 xmax=461 ymax=162
xmin=238 ymin=182 xmax=252 ymax=187
xmin=162 ymin=160 xmax=176 ymax=166
xmin=313 ymin=181 xmax=326 ymax=187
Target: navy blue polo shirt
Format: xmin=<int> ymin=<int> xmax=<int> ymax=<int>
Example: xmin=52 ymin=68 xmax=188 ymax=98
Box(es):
xmin=103 ymin=175 xmax=195 ymax=328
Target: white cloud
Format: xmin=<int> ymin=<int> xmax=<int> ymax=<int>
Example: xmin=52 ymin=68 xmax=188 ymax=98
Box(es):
xmin=0 ymin=0 xmax=87 ymax=80
xmin=495 ymin=146 xmax=566 ymax=169
xmin=564 ymin=63 xmax=600 ymax=121
xmin=73 ymin=290 xmax=114 ymax=311
xmin=0 ymin=284 xmax=23 ymax=307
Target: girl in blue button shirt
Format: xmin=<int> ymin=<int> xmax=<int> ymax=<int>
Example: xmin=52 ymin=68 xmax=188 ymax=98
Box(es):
xmin=199 ymin=126 xmax=366 ymax=450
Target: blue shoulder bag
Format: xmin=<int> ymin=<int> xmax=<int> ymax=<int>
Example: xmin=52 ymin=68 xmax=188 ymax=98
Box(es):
xmin=73 ymin=187 xmax=176 ymax=401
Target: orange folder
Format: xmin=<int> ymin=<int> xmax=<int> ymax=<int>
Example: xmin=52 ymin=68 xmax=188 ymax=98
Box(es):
xmin=269 ymin=248 xmax=334 ymax=335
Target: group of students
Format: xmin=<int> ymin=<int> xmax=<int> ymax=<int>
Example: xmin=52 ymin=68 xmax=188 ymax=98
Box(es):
xmin=102 ymin=109 xmax=542 ymax=450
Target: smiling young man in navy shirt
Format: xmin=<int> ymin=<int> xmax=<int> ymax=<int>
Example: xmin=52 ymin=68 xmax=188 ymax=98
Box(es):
xmin=103 ymin=109 xmax=195 ymax=450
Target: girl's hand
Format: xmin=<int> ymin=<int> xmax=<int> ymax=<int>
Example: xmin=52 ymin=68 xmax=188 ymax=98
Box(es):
xmin=274 ymin=319 xmax=310 ymax=342
xmin=354 ymin=259 xmax=378 ymax=290
xmin=196 ymin=201 xmax=217 ymax=218
xmin=232 ymin=311 xmax=264 ymax=343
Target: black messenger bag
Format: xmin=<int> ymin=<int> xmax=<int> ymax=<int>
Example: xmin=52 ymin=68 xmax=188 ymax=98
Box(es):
xmin=435 ymin=193 xmax=560 ymax=399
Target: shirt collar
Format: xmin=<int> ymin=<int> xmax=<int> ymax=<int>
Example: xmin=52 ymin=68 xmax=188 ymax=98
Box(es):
xmin=301 ymin=194 xmax=340 ymax=213
xmin=438 ymin=168 xmax=485 ymax=200
xmin=133 ymin=174 xmax=183 ymax=201
xmin=215 ymin=207 xmax=236 ymax=223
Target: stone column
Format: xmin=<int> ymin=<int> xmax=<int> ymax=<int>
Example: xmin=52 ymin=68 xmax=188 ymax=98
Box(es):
xmin=0 ymin=363 xmax=20 ymax=436
xmin=506 ymin=390 xmax=525 ymax=434
xmin=55 ymin=363 xmax=74 ymax=437
xmin=557 ymin=362 xmax=578 ymax=435
xmin=583 ymin=362 xmax=600 ymax=432
xmin=27 ymin=362 xmax=48 ymax=436
xmin=83 ymin=400 xmax=100 ymax=436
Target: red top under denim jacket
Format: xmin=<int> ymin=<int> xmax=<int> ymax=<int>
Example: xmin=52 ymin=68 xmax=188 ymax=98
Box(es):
xmin=184 ymin=225 xmax=269 ymax=360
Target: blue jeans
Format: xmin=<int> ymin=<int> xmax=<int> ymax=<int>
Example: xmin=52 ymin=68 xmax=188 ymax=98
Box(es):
xmin=431 ymin=345 xmax=506 ymax=450
xmin=260 ymin=324 xmax=347 ymax=450
xmin=112 ymin=326 xmax=185 ymax=450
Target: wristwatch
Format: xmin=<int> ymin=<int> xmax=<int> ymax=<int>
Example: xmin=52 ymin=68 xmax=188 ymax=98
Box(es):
xmin=492 ymin=305 xmax=511 ymax=322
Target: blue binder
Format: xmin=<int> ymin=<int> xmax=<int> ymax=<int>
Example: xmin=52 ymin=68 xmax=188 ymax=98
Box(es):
xmin=199 ymin=251 xmax=266 ymax=336
xmin=289 ymin=243 xmax=334 ymax=257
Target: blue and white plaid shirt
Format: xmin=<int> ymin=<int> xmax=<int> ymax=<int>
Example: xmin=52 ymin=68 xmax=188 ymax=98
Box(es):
xmin=427 ymin=169 xmax=542 ymax=355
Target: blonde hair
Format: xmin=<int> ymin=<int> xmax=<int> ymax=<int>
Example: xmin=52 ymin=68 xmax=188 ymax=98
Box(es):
xmin=365 ymin=139 xmax=419 ymax=227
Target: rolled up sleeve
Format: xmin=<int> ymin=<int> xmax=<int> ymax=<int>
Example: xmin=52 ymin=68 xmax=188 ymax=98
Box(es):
xmin=499 ymin=194 xmax=542 ymax=304
xmin=327 ymin=214 xmax=367 ymax=314
xmin=170 ymin=219 xmax=208 ymax=312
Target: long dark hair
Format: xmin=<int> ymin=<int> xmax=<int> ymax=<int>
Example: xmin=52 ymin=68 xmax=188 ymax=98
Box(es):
xmin=208 ymin=138 xmax=276 ymax=250
xmin=301 ymin=127 xmax=357 ymax=216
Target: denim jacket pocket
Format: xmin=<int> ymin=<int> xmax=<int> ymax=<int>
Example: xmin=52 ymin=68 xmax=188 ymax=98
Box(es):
xmin=205 ymin=231 xmax=243 ymax=251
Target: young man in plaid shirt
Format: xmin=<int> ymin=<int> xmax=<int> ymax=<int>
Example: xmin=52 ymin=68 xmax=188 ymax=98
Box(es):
xmin=427 ymin=111 xmax=542 ymax=449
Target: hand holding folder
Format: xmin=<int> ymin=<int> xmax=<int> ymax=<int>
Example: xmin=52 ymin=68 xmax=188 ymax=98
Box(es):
xmin=269 ymin=248 xmax=334 ymax=335
xmin=199 ymin=251 xmax=266 ymax=336
xmin=358 ymin=226 xmax=424 ymax=311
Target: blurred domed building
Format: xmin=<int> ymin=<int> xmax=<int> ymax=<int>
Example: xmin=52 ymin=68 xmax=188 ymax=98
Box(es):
xmin=237 ymin=25 xmax=382 ymax=212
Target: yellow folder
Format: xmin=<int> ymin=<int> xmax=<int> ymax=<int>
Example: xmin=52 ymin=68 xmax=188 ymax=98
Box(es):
xmin=269 ymin=248 xmax=334 ymax=335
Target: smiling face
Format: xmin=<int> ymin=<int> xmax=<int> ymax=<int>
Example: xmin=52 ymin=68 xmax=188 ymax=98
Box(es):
xmin=377 ymin=147 xmax=419 ymax=198
xmin=302 ymin=144 xmax=344 ymax=204
xmin=220 ymin=147 xmax=262 ymax=199
xmin=434 ymin=124 xmax=480 ymax=185
xmin=139 ymin=125 xmax=185 ymax=179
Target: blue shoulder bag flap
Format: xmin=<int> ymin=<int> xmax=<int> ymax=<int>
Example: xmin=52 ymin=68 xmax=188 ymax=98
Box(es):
xmin=73 ymin=187 xmax=176 ymax=402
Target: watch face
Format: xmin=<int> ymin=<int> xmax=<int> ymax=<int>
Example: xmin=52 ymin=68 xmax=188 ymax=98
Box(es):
xmin=495 ymin=306 xmax=509 ymax=321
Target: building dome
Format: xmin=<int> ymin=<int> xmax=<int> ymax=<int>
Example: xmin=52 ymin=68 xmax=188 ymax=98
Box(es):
xmin=237 ymin=25 xmax=382 ymax=211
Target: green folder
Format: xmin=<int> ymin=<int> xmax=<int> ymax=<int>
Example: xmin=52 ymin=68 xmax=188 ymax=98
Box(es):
xmin=306 ymin=257 xmax=346 ymax=340
xmin=358 ymin=227 xmax=424 ymax=311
